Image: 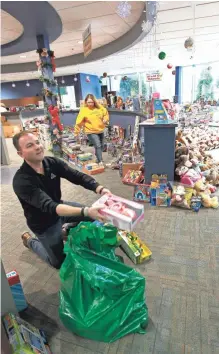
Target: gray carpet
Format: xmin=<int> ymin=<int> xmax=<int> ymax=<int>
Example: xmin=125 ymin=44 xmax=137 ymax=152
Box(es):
xmin=1 ymin=139 xmax=219 ymax=354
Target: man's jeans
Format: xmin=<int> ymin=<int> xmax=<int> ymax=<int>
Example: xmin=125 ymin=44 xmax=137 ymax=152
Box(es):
xmin=27 ymin=201 xmax=90 ymax=269
xmin=87 ymin=132 xmax=104 ymax=163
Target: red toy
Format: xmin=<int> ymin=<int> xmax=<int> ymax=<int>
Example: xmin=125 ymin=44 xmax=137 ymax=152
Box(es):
xmin=48 ymin=105 xmax=63 ymax=131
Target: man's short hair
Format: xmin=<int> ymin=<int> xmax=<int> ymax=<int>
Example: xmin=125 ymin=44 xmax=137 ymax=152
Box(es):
xmin=13 ymin=131 xmax=34 ymax=151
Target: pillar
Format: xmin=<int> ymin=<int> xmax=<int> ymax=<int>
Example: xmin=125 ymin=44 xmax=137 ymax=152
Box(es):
xmin=36 ymin=34 xmax=62 ymax=156
xmin=175 ymin=66 xmax=182 ymax=104
xmin=140 ymin=121 xmax=177 ymax=183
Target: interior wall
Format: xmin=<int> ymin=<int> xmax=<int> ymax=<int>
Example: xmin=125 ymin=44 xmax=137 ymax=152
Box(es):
xmin=1 ymin=80 xmax=43 ymax=99
xmin=80 ymin=73 xmax=101 ymax=99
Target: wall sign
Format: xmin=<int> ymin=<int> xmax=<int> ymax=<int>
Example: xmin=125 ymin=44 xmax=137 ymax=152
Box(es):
xmin=83 ymin=24 xmax=92 ymax=57
xmin=146 ymin=71 xmax=163 ymax=81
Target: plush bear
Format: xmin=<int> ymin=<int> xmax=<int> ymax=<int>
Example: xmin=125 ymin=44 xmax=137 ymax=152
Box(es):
xmin=194 ymin=180 xmax=218 ymax=208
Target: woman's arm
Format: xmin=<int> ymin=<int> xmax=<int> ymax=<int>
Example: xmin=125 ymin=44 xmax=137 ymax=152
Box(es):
xmin=102 ymin=107 xmax=109 ymax=125
xmin=74 ymin=109 xmax=85 ymax=135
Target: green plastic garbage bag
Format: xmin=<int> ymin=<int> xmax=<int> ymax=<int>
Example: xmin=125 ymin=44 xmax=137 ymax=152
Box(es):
xmin=59 ymin=222 xmax=148 ymax=343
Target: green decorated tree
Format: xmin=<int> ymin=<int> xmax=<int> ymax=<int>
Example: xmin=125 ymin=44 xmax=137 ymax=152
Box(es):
xmin=196 ymin=67 xmax=214 ymax=100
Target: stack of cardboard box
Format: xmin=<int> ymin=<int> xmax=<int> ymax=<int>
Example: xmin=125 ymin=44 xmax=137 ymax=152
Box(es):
xmin=1 ymin=116 xmax=22 ymax=138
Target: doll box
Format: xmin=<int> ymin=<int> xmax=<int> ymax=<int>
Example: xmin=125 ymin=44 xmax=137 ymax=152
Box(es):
xmin=118 ymin=230 xmax=152 ymax=264
xmin=6 ymin=270 xmax=28 ymax=312
xmin=92 ymin=194 xmax=144 ymax=231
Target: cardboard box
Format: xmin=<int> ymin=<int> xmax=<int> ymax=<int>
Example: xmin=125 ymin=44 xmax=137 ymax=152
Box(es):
xmin=3 ymin=313 xmax=52 ymax=353
xmin=118 ymin=230 xmax=152 ymax=264
xmin=122 ymin=163 xmax=142 ymax=177
xmin=92 ymin=194 xmax=144 ymax=231
xmin=6 ymin=270 xmax=28 ymax=312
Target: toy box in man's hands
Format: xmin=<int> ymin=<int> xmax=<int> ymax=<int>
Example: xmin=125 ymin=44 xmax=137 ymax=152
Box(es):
xmin=6 ymin=270 xmax=28 ymax=312
xmin=2 ymin=313 xmax=52 ymax=353
xmin=117 ymin=230 xmax=152 ymax=264
xmin=92 ymin=194 xmax=144 ymax=231
xmin=133 ymin=184 xmax=150 ymax=203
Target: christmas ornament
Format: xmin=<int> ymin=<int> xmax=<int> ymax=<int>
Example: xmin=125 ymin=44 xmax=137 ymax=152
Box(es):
xmin=12 ymin=83 xmax=16 ymax=87
xmin=73 ymin=76 xmax=78 ymax=82
xmin=99 ymin=79 xmax=102 ymax=84
xmin=158 ymin=51 xmax=166 ymax=60
xmin=61 ymin=77 xmax=65 ymax=84
xmin=116 ymin=1 xmax=131 ymax=19
xmin=167 ymin=63 xmax=172 ymax=69
xmin=172 ymin=70 xmax=176 ymax=75
xmin=26 ymin=81 xmax=30 ymax=87
xmin=86 ymin=76 xmax=90 ymax=82
xmin=103 ymin=72 xmax=107 ymax=78
xmin=184 ymin=37 xmax=194 ymax=51
xmin=122 ymin=76 xmax=128 ymax=81
xmin=114 ymin=76 xmax=117 ymax=80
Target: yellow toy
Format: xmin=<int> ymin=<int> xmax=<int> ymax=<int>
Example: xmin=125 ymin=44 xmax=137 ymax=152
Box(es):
xmin=194 ymin=180 xmax=218 ymax=209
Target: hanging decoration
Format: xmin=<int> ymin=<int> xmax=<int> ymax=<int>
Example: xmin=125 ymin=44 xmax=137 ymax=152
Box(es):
xmin=26 ymin=81 xmax=30 ymax=87
xmin=73 ymin=75 xmax=78 ymax=82
xmin=184 ymin=37 xmax=194 ymax=51
xmin=86 ymin=76 xmax=90 ymax=82
xmin=122 ymin=76 xmax=128 ymax=81
xmin=172 ymin=70 xmax=176 ymax=75
xmin=36 ymin=49 xmax=56 ymax=72
xmin=167 ymin=63 xmax=172 ymax=69
xmin=114 ymin=76 xmax=117 ymax=80
xmin=158 ymin=51 xmax=166 ymax=60
xmin=116 ymin=1 xmax=131 ymax=19
xmin=39 ymin=76 xmax=57 ymax=86
xmin=12 ymin=83 xmax=16 ymax=88
xmin=103 ymin=72 xmax=107 ymax=78
xmin=61 ymin=77 xmax=65 ymax=84
xmin=37 ymin=46 xmax=62 ymax=156
xmin=48 ymin=105 xmax=63 ymax=131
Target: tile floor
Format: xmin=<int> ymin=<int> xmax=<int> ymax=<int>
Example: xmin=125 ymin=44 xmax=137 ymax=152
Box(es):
xmin=1 ymin=139 xmax=219 ymax=354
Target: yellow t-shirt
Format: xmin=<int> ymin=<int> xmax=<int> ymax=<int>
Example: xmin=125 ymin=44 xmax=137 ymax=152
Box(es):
xmin=74 ymin=105 xmax=109 ymax=135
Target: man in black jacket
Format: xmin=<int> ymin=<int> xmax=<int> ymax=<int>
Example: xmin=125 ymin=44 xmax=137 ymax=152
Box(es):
xmin=13 ymin=131 xmax=111 ymax=269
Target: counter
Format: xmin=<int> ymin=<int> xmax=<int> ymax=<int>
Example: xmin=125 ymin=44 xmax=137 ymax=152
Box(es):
xmin=60 ymin=108 xmax=147 ymax=135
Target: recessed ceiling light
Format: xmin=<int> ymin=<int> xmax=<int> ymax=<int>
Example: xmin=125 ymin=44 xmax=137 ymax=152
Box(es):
xmin=77 ymin=41 xmax=83 ymax=44
xmin=20 ymin=55 xmax=26 ymax=58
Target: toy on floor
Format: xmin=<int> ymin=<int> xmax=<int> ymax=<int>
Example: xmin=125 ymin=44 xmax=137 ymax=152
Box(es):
xmin=171 ymin=185 xmax=193 ymax=209
xmin=150 ymin=174 xmax=172 ymax=207
xmin=6 ymin=270 xmax=28 ymax=312
xmin=122 ymin=170 xmax=143 ymax=185
xmin=133 ymin=184 xmax=150 ymax=203
xmin=117 ymin=230 xmax=152 ymax=264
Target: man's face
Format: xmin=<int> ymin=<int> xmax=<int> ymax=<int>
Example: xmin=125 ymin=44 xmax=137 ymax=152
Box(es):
xmin=17 ymin=134 xmax=44 ymax=162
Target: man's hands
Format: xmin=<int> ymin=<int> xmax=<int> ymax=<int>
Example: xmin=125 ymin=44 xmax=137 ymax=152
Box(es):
xmin=96 ymin=185 xmax=112 ymax=196
xmin=87 ymin=205 xmax=107 ymax=223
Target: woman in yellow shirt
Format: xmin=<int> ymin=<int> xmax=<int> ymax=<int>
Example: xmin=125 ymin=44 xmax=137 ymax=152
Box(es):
xmin=74 ymin=94 xmax=109 ymax=164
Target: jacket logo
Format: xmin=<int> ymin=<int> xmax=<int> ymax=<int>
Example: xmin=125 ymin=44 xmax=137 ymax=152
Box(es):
xmin=51 ymin=173 xmax=56 ymax=179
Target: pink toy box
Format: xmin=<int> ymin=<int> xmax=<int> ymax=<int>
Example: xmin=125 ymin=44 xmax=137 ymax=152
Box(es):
xmin=92 ymin=194 xmax=144 ymax=231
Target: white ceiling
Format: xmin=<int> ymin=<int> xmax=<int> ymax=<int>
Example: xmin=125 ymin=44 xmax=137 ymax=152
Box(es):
xmin=1 ymin=1 xmax=219 ymax=82
xmin=0 ymin=9 xmax=24 ymax=45
xmin=0 ymin=1 xmax=144 ymax=65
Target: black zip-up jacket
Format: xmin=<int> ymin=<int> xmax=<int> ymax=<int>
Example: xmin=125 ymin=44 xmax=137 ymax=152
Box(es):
xmin=13 ymin=157 xmax=100 ymax=234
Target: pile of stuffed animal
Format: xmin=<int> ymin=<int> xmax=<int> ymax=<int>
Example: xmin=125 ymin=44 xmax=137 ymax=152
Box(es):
xmin=174 ymin=127 xmax=219 ymax=209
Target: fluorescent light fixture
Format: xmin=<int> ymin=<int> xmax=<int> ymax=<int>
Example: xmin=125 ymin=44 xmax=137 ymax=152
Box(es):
xmin=20 ymin=55 xmax=27 ymax=58
xmin=77 ymin=40 xmax=83 ymax=44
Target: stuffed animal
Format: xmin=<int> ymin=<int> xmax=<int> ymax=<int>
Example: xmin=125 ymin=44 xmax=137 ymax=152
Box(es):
xmin=194 ymin=180 xmax=219 ymax=208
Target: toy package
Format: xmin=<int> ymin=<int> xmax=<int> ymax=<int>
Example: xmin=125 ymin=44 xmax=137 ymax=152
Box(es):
xmin=191 ymin=196 xmax=202 ymax=212
xmin=117 ymin=230 xmax=152 ymax=264
xmin=6 ymin=270 xmax=28 ymax=312
xmin=150 ymin=174 xmax=172 ymax=206
xmin=133 ymin=184 xmax=150 ymax=203
xmin=122 ymin=170 xmax=143 ymax=185
xmin=2 ymin=313 xmax=52 ymax=353
xmin=171 ymin=184 xmax=194 ymax=209
xmin=77 ymin=153 xmax=93 ymax=161
xmin=92 ymin=194 xmax=144 ymax=231
xmin=82 ymin=163 xmax=104 ymax=175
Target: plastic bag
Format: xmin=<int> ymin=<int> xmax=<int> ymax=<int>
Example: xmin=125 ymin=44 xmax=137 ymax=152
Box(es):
xmin=59 ymin=222 xmax=148 ymax=343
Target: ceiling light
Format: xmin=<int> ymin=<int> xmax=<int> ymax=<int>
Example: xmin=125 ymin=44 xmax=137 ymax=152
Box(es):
xmin=77 ymin=40 xmax=83 ymax=44
xmin=12 ymin=83 xmax=16 ymax=87
xmin=20 ymin=55 xmax=26 ymax=58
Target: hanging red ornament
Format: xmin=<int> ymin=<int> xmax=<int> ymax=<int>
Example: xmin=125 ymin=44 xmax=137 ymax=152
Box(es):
xmin=103 ymin=72 xmax=107 ymax=78
xmin=172 ymin=70 xmax=176 ymax=75
xmin=167 ymin=63 xmax=172 ymax=69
